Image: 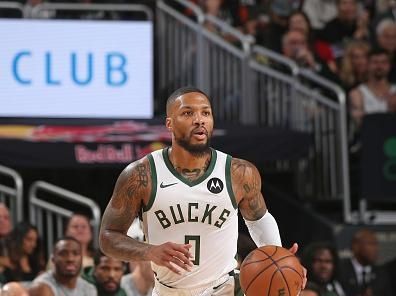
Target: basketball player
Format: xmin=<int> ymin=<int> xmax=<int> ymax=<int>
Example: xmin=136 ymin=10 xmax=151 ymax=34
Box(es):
xmin=100 ymin=87 xmax=306 ymax=295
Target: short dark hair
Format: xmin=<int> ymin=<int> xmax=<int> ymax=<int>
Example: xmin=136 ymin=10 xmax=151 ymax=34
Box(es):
xmin=368 ymin=47 xmax=391 ymax=60
xmin=54 ymin=236 xmax=81 ymax=251
xmin=166 ymin=86 xmax=211 ymax=116
xmin=93 ymin=249 xmax=106 ymax=266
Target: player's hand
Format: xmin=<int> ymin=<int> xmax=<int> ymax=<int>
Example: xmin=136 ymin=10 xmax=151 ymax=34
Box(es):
xmin=147 ymin=242 xmax=194 ymax=274
xmin=288 ymin=243 xmax=307 ymax=289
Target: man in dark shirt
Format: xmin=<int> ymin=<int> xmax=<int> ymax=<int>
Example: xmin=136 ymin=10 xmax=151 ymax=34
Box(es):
xmin=83 ymin=251 xmax=127 ymax=296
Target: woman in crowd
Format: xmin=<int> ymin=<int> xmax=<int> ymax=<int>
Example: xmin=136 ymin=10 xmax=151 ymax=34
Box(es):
xmin=64 ymin=213 xmax=95 ymax=269
xmin=288 ymin=11 xmax=338 ymax=73
xmin=339 ymin=40 xmax=370 ymax=91
xmin=302 ymin=241 xmax=346 ymax=296
xmin=3 ymin=222 xmax=44 ymax=283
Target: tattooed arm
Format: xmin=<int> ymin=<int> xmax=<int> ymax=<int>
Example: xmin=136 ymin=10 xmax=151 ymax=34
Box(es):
xmin=99 ymin=157 xmax=193 ymax=273
xmin=231 ymin=158 xmax=282 ymax=246
xmin=231 ymin=158 xmax=266 ymax=220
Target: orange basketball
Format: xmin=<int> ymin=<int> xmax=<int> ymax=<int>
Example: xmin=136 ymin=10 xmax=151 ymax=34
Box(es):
xmin=239 ymin=245 xmax=304 ymax=296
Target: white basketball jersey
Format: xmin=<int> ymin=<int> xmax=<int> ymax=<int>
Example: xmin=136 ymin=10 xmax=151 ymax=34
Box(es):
xmin=142 ymin=148 xmax=238 ymax=289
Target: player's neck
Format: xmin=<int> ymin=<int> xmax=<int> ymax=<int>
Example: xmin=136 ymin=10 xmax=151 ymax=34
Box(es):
xmin=168 ymin=146 xmax=211 ymax=181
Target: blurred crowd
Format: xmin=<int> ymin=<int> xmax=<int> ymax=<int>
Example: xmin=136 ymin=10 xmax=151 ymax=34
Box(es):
xmin=0 ymin=203 xmax=154 ymax=296
xmin=2 ymin=201 xmax=395 ymax=296
xmin=186 ymin=0 xmax=396 ymax=142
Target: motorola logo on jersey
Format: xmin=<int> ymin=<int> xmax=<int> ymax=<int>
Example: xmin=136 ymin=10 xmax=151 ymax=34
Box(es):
xmin=207 ymin=178 xmax=223 ymax=194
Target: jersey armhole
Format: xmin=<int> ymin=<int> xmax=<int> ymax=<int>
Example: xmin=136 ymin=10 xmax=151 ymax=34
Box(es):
xmin=226 ymin=155 xmax=237 ymax=209
xmin=143 ymin=153 xmax=157 ymax=212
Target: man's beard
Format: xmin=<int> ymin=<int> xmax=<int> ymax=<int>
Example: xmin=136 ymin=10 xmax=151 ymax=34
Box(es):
xmin=176 ymin=136 xmax=211 ymax=157
xmin=97 ymin=282 xmax=120 ymax=295
xmin=372 ymin=70 xmax=387 ymax=81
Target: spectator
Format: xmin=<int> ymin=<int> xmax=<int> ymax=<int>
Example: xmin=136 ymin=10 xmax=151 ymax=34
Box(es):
xmin=281 ymin=30 xmax=339 ymax=83
xmin=370 ymin=0 xmax=396 ymax=38
xmin=29 ymin=237 xmax=97 ymax=296
xmin=302 ymin=241 xmax=346 ymax=296
xmin=0 ymin=204 xmax=11 ymax=240
xmin=64 ymin=213 xmax=95 ymax=269
xmin=375 ymin=19 xmax=396 ymax=82
xmin=120 ymin=219 xmax=154 ymax=296
xmin=302 ymin=0 xmax=338 ymax=32
xmin=82 ymin=251 xmax=127 ymax=296
xmin=0 ymin=203 xmax=12 ymax=281
xmin=0 ymin=281 xmax=29 ymax=296
xmin=256 ymin=0 xmax=296 ymax=52
xmin=373 ymin=0 xmax=396 ymax=15
xmin=121 ymin=261 xmax=154 ymax=296
xmin=349 ymin=48 xmax=396 ymax=128
xmin=3 ymin=222 xmax=45 ymax=284
xmin=321 ymin=0 xmax=370 ymax=60
xmin=339 ymin=40 xmax=370 ymax=91
xmin=288 ymin=11 xmax=337 ymax=72
xmin=338 ymin=228 xmax=393 ymax=296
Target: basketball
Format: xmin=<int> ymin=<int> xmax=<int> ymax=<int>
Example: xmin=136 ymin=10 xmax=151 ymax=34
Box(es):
xmin=239 ymin=245 xmax=304 ymax=296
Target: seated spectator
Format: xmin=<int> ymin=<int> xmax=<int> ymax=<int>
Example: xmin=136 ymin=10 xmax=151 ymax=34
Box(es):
xmin=0 ymin=203 xmax=12 ymax=283
xmin=302 ymin=241 xmax=346 ymax=296
xmin=0 ymin=281 xmax=29 ymax=296
xmin=339 ymin=40 xmax=370 ymax=91
xmin=64 ymin=213 xmax=95 ymax=269
xmin=201 ymin=0 xmax=235 ymax=28
xmin=288 ymin=11 xmax=337 ymax=73
xmin=338 ymin=228 xmax=393 ymax=296
xmin=29 ymin=237 xmax=97 ymax=296
xmin=321 ymin=0 xmax=370 ymax=60
xmin=121 ymin=261 xmax=154 ymax=296
xmin=375 ymin=19 xmax=396 ymax=82
xmin=256 ymin=0 xmax=296 ymax=52
xmin=349 ymin=48 xmax=396 ymax=129
xmin=3 ymin=222 xmax=45 ymax=284
xmin=82 ymin=251 xmax=126 ymax=296
xmin=281 ymin=29 xmax=339 ymax=83
xmin=47 ymin=213 xmax=95 ymax=271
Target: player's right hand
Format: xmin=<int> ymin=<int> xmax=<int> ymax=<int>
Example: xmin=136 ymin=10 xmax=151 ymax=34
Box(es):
xmin=147 ymin=242 xmax=194 ymax=274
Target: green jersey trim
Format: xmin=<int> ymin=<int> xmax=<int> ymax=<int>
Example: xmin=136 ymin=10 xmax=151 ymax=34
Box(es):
xmin=226 ymin=155 xmax=237 ymax=209
xmin=162 ymin=147 xmax=217 ymax=187
xmin=144 ymin=154 xmax=157 ymax=212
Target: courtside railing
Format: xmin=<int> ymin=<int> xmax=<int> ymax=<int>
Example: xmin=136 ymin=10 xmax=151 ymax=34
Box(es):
xmin=0 ymin=165 xmax=23 ymax=224
xmin=29 ymin=181 xmax=101 ymax=257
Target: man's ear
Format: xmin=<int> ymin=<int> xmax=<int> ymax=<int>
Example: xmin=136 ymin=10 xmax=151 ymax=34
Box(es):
xmin=165 ymin=117 xmax=172 ymax=131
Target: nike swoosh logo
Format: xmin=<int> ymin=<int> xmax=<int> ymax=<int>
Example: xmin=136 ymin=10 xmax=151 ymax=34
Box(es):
xmin=160 ymin=182 xmax=178 ymax=188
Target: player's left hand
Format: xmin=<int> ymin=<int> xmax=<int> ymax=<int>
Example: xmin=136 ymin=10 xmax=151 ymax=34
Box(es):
xmin=288 ymin=243 xmax=307 ymax=289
